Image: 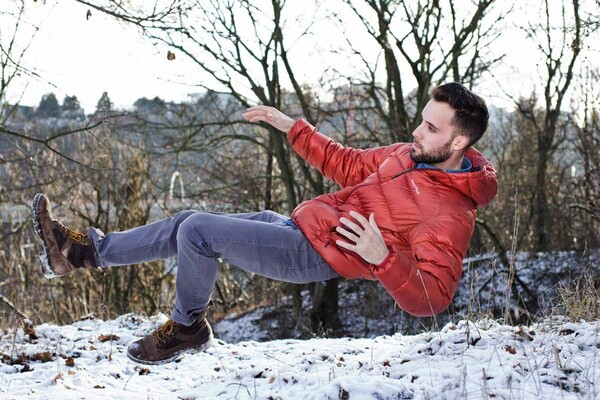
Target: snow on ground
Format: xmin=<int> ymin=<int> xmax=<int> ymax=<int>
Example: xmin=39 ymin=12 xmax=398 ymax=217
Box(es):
xmin=1 ymin=313 xmax=599 ymax=399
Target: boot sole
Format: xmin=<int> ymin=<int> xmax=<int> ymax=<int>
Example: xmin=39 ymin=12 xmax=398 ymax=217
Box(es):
xmin=126 ymin=335 xmax=214 ymax=365
xmin=32 ymin=193 xmax=58 ymax=279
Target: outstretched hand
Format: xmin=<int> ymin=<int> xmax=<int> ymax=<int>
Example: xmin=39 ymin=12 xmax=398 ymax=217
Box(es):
xmin=336 ymin=211 xmax=390 ymax=265
xmin=243 ymin=105 xmax=295 ymax=134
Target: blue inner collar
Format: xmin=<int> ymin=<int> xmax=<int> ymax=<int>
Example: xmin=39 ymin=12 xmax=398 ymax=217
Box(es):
xmin=415 ymin=157 xmax=472 ymax=173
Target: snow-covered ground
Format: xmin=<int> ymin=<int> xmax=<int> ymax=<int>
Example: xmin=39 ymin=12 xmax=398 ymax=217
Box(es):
xmin=1 ymin=250 xmax=598 ymax=399
xmin=1 ymin=313 xmax=599 ymax=399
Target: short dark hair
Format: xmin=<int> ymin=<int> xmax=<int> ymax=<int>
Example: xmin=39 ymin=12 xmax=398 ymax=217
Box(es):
xmin=431 ymin=82 xmax=489 ymax=148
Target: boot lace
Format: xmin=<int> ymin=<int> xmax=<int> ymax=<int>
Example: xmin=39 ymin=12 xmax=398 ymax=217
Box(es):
xmin=153 ymin=320 xmax=178 ymax=343
xmin=55 ymin=220 xmax=88 ymax=244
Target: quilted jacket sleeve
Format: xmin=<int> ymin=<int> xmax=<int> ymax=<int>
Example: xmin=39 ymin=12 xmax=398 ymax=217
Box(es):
xmin=371 ymin=212 xmax=475 ymax=317
xmin=287 ymin=118 xmax=401 ymax=188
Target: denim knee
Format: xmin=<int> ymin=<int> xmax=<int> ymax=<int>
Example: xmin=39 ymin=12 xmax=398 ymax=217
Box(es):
xmin=172 ymin=209 xmax=197 ymax=226
xmin=176 ymin=212 xmax=218 ymax=258
xmin=169 ymin=209 xmax=196 ymax=247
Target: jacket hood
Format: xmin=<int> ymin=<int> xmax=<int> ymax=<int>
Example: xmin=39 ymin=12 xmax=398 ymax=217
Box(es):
xmin=439 ymin=147 xmax=498 ymax=207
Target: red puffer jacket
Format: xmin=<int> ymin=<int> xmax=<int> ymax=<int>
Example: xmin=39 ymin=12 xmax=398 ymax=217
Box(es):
xmin=289 ymin=119 xmax=498 ymax=317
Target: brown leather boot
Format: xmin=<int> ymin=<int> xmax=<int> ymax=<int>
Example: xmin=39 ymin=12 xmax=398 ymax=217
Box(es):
xmin=127 ymin=303 xmax=213 ymax=365
xmin=32 ymin=193 xmax=98 ymax=278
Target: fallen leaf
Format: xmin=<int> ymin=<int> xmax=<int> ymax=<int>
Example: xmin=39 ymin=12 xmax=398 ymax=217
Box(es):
xmin=470 ymin=337 xmax=482 ymax=346
xmin=20 ymin=364 xmax=33 ymax=373
xmin=516 ymin=327 xmax=534 ymax=341
xmin=505 ymin=345 xmax=516 ymax=355
xmin=167 ymin=51 xmax=176 ymax=61
xmin=31 ymin=352 xmax=53 ymax=363
xmin=22 ymin=320 xmax=38 ymax=341
xmin=98 ymin=334 xmax=119 ymax=342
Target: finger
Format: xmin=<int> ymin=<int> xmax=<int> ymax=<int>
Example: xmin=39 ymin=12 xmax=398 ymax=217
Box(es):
xmin=243 ymin=112 xmax=272 ymax=124
xmin=246 ymin=105 xmax=271 ymax=112
xmin=339 ymin=217 xmax=364 ymax=234
xmin=242 ymin=111 xmax=262 ymax=120
xmin=369 ymin=213 xmax=382 ymax=235
xmin=335 ymin=226 xmax=359 ymax=243
xmin=336 ymin=240 xmax=356 ymax=251
xmin=248 ymin=117 xmax=266 ymax=123
xmin=243 ymin=109 xmax=269 ymax=118
xmin=244 ymin=113 xmax=266 ymax=122
xmin=349 ymin=211 xmax=370 ymax=228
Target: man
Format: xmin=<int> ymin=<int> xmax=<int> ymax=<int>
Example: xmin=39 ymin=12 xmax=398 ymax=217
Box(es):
xmin=32 ymin=82 xmax=497 ymax=365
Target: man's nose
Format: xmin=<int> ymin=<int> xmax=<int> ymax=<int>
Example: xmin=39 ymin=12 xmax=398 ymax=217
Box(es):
xmin=412 ymin=126 xmax=421 ymax=140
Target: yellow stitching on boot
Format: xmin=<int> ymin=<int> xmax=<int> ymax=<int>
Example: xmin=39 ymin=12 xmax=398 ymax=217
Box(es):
xmin=154 ymin=320 xmax=176 ymax=343
xmin=67 ymin=230 xmax=87 ymax=244
xmin=55 ymin=220 xmax=87 ymax=244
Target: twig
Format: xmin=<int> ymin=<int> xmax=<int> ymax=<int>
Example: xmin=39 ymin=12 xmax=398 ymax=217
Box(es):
xmin=0 ymin=292 xmax=27 ymax=320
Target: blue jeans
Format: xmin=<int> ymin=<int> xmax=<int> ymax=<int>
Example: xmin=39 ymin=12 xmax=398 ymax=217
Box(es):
xmin=87 ymin=210 xmax=340 ymax=325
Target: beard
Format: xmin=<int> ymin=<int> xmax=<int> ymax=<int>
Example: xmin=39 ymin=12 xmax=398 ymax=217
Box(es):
xmin=410 ymin=139 xmax=453 ymax=164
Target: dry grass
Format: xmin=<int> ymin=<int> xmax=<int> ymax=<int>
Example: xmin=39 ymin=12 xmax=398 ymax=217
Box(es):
xmin=554 ymin=265 xmax=600 ymax=322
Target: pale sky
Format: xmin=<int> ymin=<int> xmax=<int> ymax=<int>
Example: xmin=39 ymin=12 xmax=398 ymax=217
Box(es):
xmin=4 ymin=1 xmax=200 ymax=112
xmin=2 ymin=0 xmax=597 ymax=114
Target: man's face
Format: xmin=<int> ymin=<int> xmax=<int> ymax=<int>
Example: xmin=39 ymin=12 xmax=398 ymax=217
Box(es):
xmin=410 ymin=100 xmax=461 ymax=165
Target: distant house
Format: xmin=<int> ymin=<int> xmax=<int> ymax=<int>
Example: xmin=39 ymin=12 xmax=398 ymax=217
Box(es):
xmin=0 ymin=104 xmax=35 ymax=120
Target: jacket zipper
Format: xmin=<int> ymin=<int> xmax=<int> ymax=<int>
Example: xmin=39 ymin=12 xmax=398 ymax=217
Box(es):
xmin=391 ymin=166 xmax=415 ymax=180
xmin=341 ymin=166 xmax=415 ymax=203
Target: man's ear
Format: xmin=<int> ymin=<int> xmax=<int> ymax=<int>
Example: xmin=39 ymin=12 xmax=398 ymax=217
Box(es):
xmin=452 ymin=134 xmax=469 ymax=151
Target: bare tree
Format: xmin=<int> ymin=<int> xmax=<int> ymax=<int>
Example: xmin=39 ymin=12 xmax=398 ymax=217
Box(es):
xmin=514 ymin=0 xmax=591 ymax=251
xmin=74 ymin=0 xmax=324 ymax=211
xmin=339 ymin=0 xmax=507 ymax=143
xmin=0 ymin=0 xmax=36 ymax=120
xmin=569 ymin=66 xmax=600 ymax=245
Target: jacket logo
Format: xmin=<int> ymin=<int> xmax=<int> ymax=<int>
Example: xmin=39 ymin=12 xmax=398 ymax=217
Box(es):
xmin=411 ymin=179 xmax=420 ymax=195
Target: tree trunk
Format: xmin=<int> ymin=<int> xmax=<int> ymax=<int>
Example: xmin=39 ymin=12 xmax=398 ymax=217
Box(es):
xmin=269 ymin=127 xmax=297 ymax=212
xmin=309 ymin=278 xmax=341 ymax=334
xmin=534 ymin=145 xmax=551 ymax=251
xmin=264 ymin=135 xmax=273 ymax=210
